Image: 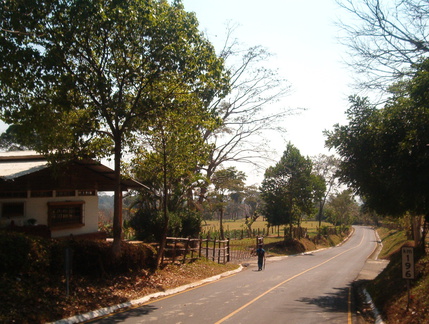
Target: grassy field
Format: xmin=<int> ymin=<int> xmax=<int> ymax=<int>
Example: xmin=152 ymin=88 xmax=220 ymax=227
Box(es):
xmin=201 ymin=217 xmax=334 ymax=237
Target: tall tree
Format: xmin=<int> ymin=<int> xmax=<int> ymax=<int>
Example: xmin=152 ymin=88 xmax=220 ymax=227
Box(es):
xmin=312 ymin=154 xmax=340 ymax=228
xmin=211 ymin=167 xmax=246 ymax=239
xmin=260 ymin=143 xmax=325 ymax=236
xmin=0 ymin=125 xmax=30 ymax=151
xmin=337 ymin=0 xmax=429 ymax=92
xmin=0 ymin=0 xmax=228 ymax=256
xmin=130 ymin=98 xmax=217 ymax=266
xmin=196 ymin=25 xmax=296 ymax=205
xmin=325 ymin=189 xmax=359 ymax=226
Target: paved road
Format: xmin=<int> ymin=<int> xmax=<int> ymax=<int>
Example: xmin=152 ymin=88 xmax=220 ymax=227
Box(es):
xmin=87 ymin=226 xmax=379 ymax=324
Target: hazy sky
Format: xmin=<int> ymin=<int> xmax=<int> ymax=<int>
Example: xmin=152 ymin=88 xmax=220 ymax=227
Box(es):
xmin=181 ymin=0 xmax=355 ymax=181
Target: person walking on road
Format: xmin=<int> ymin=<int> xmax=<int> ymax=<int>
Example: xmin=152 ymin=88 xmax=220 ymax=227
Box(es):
xmin=256 ymin=244 xmax=265 ymax=271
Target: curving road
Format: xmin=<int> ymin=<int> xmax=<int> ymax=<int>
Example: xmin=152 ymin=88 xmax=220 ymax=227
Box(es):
xmin=87 ymin=226 xmax=379 ymax=324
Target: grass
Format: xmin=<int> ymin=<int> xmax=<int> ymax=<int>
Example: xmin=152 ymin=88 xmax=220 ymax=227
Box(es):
xmin=202 ymin=218 xmax=333 ymax=235
xmin=376 ymin=226 xmax=409 ymax=259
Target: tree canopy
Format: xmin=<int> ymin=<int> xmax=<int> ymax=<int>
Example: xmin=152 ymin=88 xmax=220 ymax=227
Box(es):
xmin=0 ymin=0 xmax=229 ymax=255
xmin=260 ymin=143 xmax=325 ymax=229
xmin=211 ymin=166 xmax=246 ymax=239
xmin=326 ymin=58 xmax=429 ymax=217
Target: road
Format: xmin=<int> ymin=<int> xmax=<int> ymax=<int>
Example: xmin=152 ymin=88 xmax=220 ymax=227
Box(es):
xmin=87 ymin=226 xmax=378 ymax=324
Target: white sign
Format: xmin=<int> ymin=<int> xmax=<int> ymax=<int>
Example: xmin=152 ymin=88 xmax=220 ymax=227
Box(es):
xmin=402 ymin=246 xmax=415 ymax=279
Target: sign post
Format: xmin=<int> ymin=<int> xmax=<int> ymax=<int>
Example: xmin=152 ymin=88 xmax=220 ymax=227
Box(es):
xmin=402 ymin=246 xmax=415 ymax=310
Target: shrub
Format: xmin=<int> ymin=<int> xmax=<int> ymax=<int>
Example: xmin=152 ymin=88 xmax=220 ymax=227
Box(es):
xmin=0 ymin=231 xmax=51 ymax=276
xmin=130 ymin=208 xmax=202 ymax=242
xmin=0 ymin=231 xmax=156 ymax=279
xmin=51 ymin=239 xmax=156 ymax=277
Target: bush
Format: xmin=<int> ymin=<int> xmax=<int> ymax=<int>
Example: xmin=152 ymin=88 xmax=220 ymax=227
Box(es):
xmin=0 ymin=231 xmax=51 ymax=276
xmin=130 ymin=208 xmax=202 ymax=242
xmin=0 ymin=231 xmax=156 ymax=279
xmin=51 ymin=239 xmax=156 ymax=277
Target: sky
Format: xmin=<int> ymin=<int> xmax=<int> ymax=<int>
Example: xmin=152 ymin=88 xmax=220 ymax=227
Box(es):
xmin=181 ymin=0 xmax=355 ymax=184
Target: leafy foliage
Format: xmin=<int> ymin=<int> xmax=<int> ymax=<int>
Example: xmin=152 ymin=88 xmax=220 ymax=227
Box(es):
xmin=0 ymin=232 xmax=51 ymax=276
xmin=326 ymin=59 xmax=429 ymax=217
xmin=324 ymin=189 xmax=359 ymax=225
xmin=0 ymin=0 xmax=228 ymax=254
xmin=260 ymin=143 xmax=326 ymax=227
xmin=130 ymin=208 xmax=202 ymax=242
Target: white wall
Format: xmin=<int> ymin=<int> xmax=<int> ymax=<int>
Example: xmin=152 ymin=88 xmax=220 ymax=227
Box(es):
xmin=0 ymin=191 xmax=99 ymax=238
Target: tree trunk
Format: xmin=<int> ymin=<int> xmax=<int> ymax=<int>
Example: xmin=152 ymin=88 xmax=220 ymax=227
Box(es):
xmin=318 ymin=200 xmax=324 ymax=229
xmin=112 ymin=137 xmax=123 ymax=259
xmin=412 ymin=214 xmax=422 ymax=248
xmin=156 ymin=138 xmax=169 ymax=268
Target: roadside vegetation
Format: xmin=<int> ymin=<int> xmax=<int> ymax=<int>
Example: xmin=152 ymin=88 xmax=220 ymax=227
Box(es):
xmin=367 ymin=224 xmax=429 ymax=324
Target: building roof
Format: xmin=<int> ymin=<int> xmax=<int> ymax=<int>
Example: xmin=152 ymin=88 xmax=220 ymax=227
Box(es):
xmin=0 ymin=151 xmax=145 ymax=191
xmin=0 ymin=151 xmax=48 ymax=180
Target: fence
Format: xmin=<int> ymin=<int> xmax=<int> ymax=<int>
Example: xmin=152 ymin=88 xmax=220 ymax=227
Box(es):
xmin=163 ymin=237 xmax=231 ymax=264
xmin=162 ymin=236 xmax=266 ymax=264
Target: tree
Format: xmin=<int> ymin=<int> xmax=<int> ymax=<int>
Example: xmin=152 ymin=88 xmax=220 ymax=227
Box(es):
xmin=241 ymin=185 xmax=262 ymax=236
xmin=0 ymin=125 xmax=30 ymax=151
xmin=129 ymin=99 xmax=217 ymax=266
xmin=260 ymin=143 xmax=325 ymax=237
xmin=211 ymin=167 xmax=246 ymax=239
xmin=336 ymin=0 xmax=429 ymax=92
xmin=325 ymin=59 xmax=429 ymax=246
xmin=325 ymin=189 xmax=359 ymax=226
xmin=0 ymin=0 xmax=228 ymax=256
xmin=312 ymin=154 xmax=340 ymax=228
xmin=196 ymin=25 xmax=295 ymax=205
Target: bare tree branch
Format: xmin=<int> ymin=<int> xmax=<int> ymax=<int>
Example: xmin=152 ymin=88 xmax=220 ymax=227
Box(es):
xmin=336 ymin=0 xmax=429 ymax=93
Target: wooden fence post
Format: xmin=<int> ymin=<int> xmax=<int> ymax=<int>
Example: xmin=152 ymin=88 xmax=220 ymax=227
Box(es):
xmin=161 ymin=243 xmax=165 ymax=265
xmin=218 ymin=239 xmax=221 ymax=264
xmin=199 ymin=236 xmax=202 ymax=259
xmin=212 ymin=237 xmax=216 ymax=262
xmin=227 ymin=238 xmax=230 ymax=263
xmin=206 ymin=234 xmax=210 ymax=259
xmin=172 ymin=240 xmax=177 ymax=263
xmin=183 ymin=238 xmax=190 ymax=264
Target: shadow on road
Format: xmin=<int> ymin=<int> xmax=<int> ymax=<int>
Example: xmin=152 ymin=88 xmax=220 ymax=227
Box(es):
xmin=296 ymin=286 xmax=349 ymax=314
xmin=88 ymin=305 xmax=158 ymax=323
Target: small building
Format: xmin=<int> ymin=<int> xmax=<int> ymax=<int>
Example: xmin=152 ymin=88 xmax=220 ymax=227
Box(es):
xmin=0 ymin=151 xmax=143 ymax=239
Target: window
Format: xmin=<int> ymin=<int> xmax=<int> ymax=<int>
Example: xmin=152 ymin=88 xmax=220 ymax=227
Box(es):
xmin=2 ymin=202 xmax=25 ymax=218
xmin=31 ymin=190 xmax=53 ymax=198
xmin=78 ymin=190 xmax=96 ymax=196
xmin=48 ymin=201 xmax=84 ymax=228
xmin=56 ymin=190 xmax=76 ymax=197
xmin=0 ymin=191 xmax=27 ymax=198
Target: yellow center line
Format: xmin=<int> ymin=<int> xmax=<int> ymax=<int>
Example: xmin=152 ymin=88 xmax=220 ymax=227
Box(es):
xmin=348 ymin=286 xmax=352 ymax=324
xmin=215 ymin=230 xmax=366 ymax=324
